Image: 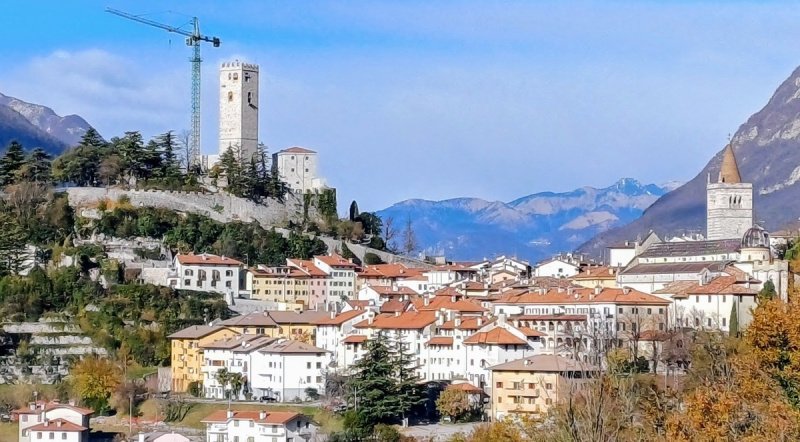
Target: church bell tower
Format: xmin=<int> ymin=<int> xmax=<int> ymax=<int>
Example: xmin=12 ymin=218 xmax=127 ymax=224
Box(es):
xmin=706 ymin=143 xmax=753 ymax=240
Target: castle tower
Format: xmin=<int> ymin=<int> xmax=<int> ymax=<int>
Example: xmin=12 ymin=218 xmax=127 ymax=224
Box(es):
xmin=219 ymin=61 xmax=259 ymax=161
xmin=706 ymin=144 xmax=753 ymax=240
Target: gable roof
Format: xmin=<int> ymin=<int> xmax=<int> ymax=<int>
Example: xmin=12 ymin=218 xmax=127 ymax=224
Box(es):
xmin=168 ymin=325 xmax=235 ymax=340
xmin=261 ymin=340 xmax=327 ymax=354
xmin=176 ymin=253 xmax=243 ymax=266
xmin=380 ymin=299 xmax=411 ymax=313
xmin=638 ymin=239 xmax=740 ymax=258
xmin=368 ymin=285 xmax=418 ymax=297
xmin=286 ymin=259 xmax=328 ymax=277
xmin=201 ymin=335 xmax=277 ymax=351
xmin=490 ymin=354 xmax=595 ymax=372
xmin=201 ymin=410 xmax=300 ymax=424
xmin=315 ymin=253 xmax=357 ymax=268
xmin=621 ymin=261 xmax=728 ymax=275
xmin=497 ymin=287 xmax=670 ymax=306
xmin=279 ymin=146 xmax=316 ymax=154
xmin=413 ymin=295 xmax=487 ymax=313
xmin=312 ymin=310 xmax=367 ymax=325
xmin=13 ymin=402 xmax=93 ymax=416
xmin=354 ymin=311 xmax=436 ymax=330
xmin=26 ymin=418 xmax=87 ymax=432
xmin=463 ymin=327 xmax=528 ymax=345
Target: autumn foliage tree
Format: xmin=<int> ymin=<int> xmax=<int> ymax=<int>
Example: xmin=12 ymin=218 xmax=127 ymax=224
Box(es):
xmin=70 ymin=356 xmax=122 ymax=414
xmin=436 ymin=388 xmax=472 ymax=422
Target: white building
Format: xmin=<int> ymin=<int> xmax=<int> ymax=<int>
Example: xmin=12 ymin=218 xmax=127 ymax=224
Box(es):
xmin=201 ymin=335 xmax=277 ymax=400
xmin=219 ymin=61 xmax=259 ymax=161
xmin=15 ymin=401 xmax=93 ymax=442
xmin=706 ymin=143 xmax=753 ymax=241
xmin=168 ymin=253 xmax=245 ymax=303
xmin=202 ymin=409 xmax=315 ymax=442
xmin=534 ymin=258 xmax=580 ymax=278
xmin=313 ymin=254 xmax=358 ymax=306
xmin=250 ymin=340 xmax=329 ymax=401
xmin=272 ymin=147 xmax=325 ymax=194
xmin=313 ymin=309 xmax=372 ymax=369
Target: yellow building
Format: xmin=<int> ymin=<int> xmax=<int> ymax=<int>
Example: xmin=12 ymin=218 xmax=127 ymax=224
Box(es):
xmin=571 ymin=266 xmax=618 ymax=289
xmin=168 ymin=325 xmax=239 ymax=393
xmin=218 ymin=310 xmax=329 ymax=344
xmin=489 ymin=355 xmax=594 ymax=421
xmin=247 ymin=262 xmax=329 ymax=309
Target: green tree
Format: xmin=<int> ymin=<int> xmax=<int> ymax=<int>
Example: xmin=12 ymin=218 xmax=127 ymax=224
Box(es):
xmin=0 ymin=213 xmax=27 ymax=276
xmin=349 ymin=201 xmax=359 ymax=221
xmin=391 ymin=332 xmax=425 ymax=422
xmin=117 ymin=131 xmax=145 ymax=182
xmin=18 ymin=148 xmax=52 ymax=183
xmin=346 ymin=333 xmax=400 ymax=432
xmin=729 ymin=301 xmax=739 ymax=338
xmin=758 ymin=280 xmax=777 ymax=302
xmin=215 ymin=368 xmax=232 ymax=399
xmin=156 ymin=131 xmax=181 ymax=180
xmin=0 ymin=141 xmax=26 ymax=186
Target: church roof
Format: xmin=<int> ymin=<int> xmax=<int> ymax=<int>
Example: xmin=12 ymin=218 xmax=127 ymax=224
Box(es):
xmin=718 ymin=144 xmax=742 ymax=184
xmin=638 ymin=239 xmax=740 ymax=258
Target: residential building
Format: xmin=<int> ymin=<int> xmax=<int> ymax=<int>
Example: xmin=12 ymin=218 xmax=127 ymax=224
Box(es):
xmin=312 ymin=309 xmax=371 ymax=369
xmin=423 ymin=265 xmax=479 ymax=290
xmin=571 ymin=266 xmax=618 ymax=289
xmin=355 ymin=284 xmax=418 ymax=304
xmin=218 ymin=310 xmax=328 ymax=343
xmin=356 ymin=263 xmax=426 ymax=291
xmin=15 ymin=401 xmax=93 ymax=442
xmin=168 ymin=253 xmax=244 ymax=302
xmin=534 ymin=256 xmax=581 ymax=278
xmin=201 ymin=335 xmax=278 ymax=399
xmin=250 ymin=340 xmax=329 ymax=401
xmin=202 ymin=409 xmax=315 ymax=442
xmin=489 ymin=355 xmax=595 ymax=421
xmin=313 ymin=254 xmax=357 ymax=305
xmin=247 ymin=261 xmax=328 ymax=308
xmin=168 ymin=325 xmax=240 ymax=393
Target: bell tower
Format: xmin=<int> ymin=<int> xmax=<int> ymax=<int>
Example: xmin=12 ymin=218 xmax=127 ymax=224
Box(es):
xmin=219 ymin=61 xmax=259 ymax=161
xmin=706 ymin=143 xmax=753 ymax=240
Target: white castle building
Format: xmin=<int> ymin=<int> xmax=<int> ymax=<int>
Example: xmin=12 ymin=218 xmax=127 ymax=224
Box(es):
xmin=219 ymin=61 xmax=260 ymax=162
xmin=272 ymin=146 xmax=327 ymax=194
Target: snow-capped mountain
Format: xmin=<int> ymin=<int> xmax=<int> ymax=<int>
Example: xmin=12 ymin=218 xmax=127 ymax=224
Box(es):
xmin=377 ymin=178 xmax=672 ymax=261
xmin=0 ymin=92 xmax=94 ymax=152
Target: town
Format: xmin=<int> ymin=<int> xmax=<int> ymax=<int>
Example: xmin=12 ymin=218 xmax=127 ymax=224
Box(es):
xmin=4 ymin=3 xmax=800 ymax=442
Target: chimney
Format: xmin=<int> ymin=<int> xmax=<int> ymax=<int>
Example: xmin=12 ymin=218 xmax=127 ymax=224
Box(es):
xmin=395 ymin=311 xmax=401 ymax=317
xmin=227 ymin=409 xmax=234 ymax=419
xmin=567 ymin=287 xmax=574 ymax=297
xmin=477 ymin=318 xmax=483 ymax=326
xmin=139 ymin=433 xmax=146 ymax=442
xmin=451 ymin=295 xmax=456 ymax=303
xmin=455 ymin=316 xmax=462 ymax=328
xmin=424 ymin=295 xmax=430 ymax=307
xmin=330 ymin=311 xmax=336 ymax=319
xmin=524 ymin=359 xmax=531 ymax=366
xmin=57 ymin=420 xmax=62 ymax=428
xmin=557 ymin=287 xmax=564 ymax=293
xmin=259 ymin=410 xmax=267 ymax=420
xmin=498 ymin=313 xmax=506 ymax=325
xmin=622 ymin=287 xmax=630 ymax=295
xmin=594 ymin=285 xmax=601 ymax=295
xmin=29 ymin=403 xmax=36 ymax=411
xmin=392 ymin=283 xmax=399 ymax=292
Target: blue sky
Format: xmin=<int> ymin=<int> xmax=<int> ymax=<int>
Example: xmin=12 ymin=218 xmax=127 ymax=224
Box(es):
xmin=2 ymin=1 xmax=800 ymax=211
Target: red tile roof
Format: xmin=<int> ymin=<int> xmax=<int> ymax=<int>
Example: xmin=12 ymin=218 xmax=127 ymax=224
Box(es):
xmin=177 ymin=253 xmax=243 ymax=266
xmin=26 ymin=419 xmax=87 ymax=432
xmin=287 ymin=259 xmax=329 ymax=277
xmin=342 ymin=335 xmax=368 ymax=344
xmin=380 ymin=300 xmax=411 ymax=313
xmin=511 ymin=315 xmax=586 ymax=322
xmin=497 ymin=287 xmax=670 ymax=306
xmin=201 ymin=410 xmax=300 ymax=424
xmin=439 ymin=317 xmax=494 ymax=330
xmin=427 ymin=336 xmax=454 ymax=346
xmin=368 ymin=286 xmax=418 ymax=297
xmin=517 ymin=326 xmax=546 ymax=337
xmin=14 ymin=402 xmax=93 ymax=416
xmin=572 ymin=266 xmax=617 ymax=280
xmin=315 ymin=253 xmax=357 ymax=268
xmin=447 ymin=383 xmax=484 ymax=393
xmin=414 ymin=295 xmax=487 ymax=313
xmin=354 ymin=311 xmax=437 ymax=330
xmin=358 ymin=264 xmax=424 ymax=279
xmin=464 ymin=328 xmax=527 ymax=345
xmin=312 ymin=310 xmax=367 ymax=325
xmin=346 ymin=300 xmax=371 ymax=310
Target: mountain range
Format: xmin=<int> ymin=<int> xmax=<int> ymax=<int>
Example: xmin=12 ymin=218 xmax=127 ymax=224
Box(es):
xmin=0 ymin=92 xmax=93 ymax=154
xmin=377 ymin=178 xmax=677 ymax=262
xmin=579 ymin=64 xmax=800 ymax=256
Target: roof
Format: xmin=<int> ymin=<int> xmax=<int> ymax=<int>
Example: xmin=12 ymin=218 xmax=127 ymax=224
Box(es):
xmin=511 ymin=314 xmax=586 ymax=322
xmin=286 ymin=259 xmax=328 ymax=277
xmin=342 ymin=335 xmax=368 ymax=344
xmin=439 ymin=316 xmax=495 ymax=330
xmin=673 ymin=275 xmax=758 ymax=297
xmin=621 ymin=261 xmax=727 ymax=275
xmin=517 ymin=326 xmax=546 ymax=337
xmin=380 ymin=299 xmax=411 ymax=313
xmin=573 ymin=266 xmax=617 ymax=280
xmin=638 ymin=240 xmax=740 ymax=258
xmin=490 ymin=354 xmax=595 ymax=372
xmin=176 ymin=253 xmax=243 ymax=266
xmin=354 ymin=311 xmax=436 ymax=330
xmin=463 ymin=327 xmax=528 ymax=345
xmin=279 ymin=146 xmax=316 ymax=154
xmin=168 ymin=325 xmax=233 ymax=340
xmin=358 ymin=264 xmax=424 ymax=279
xmin=201 ymin=335 xmax=276 ymax=351
xmin=367 ymin=285 xmax=418 ymax=297
xmin=26 ymin=419 xmax=87 ymax=432
xmin=346 ymin=300 xmax=371 ymax=310
xmin=261 ymin=340 xmax=327 ymax=354
xmin=220 ymin=310 xmax=328 ymax=328
xmin=413 ymin=295 xmax=487 ymax=313
xmin=315 ymin=253 xmax=357 ymax=268
xmin=14 ymin=402 xmax=93 ymax=416
xmin=718 ymin=143 xmax=742 ymax=183
xmin=497 ymin=287 xmax=670 ymax=306
xmin=312 ymin=310 xmax=366 ymax=326
xmin=201 ymin=410 xmax=300 ymax=424
xmin=427 ymin=336 xmax=454 ymax=346
xmin=447 ymin=382 xmax=484 ymax=393
xmin=608 ymin=241 xmax=636 ymax=249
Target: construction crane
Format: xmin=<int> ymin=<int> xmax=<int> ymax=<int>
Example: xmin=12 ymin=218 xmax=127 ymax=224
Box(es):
xmin=106 ymin=8 xmax=220 ymax=168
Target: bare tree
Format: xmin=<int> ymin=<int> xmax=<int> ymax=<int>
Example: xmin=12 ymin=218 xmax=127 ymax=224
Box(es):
xmin=401 ymin=217 xmax=417 ymax=256
xmin=178 ymin=130 xmax=192 ymax=173
xmin=383 ymin=216 xmax=397 ymax=251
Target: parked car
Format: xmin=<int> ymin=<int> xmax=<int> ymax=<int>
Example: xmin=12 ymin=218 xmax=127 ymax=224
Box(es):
xmin=258 ymin=396 xmax=277 ymax=403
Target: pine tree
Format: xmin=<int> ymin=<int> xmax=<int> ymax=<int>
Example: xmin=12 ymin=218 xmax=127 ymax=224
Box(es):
xmin=22 ymin=148 xmax=52 ymax=183
xmin=0 ymin=141 xmax=27 ymax=186
xmin=156 ymin=131 xmax=181 ymax=180
xmin=758 ymin=280 xmax=777 ymax=302
xmin=390 ymin=332 xmax=426 ymax=422
xmin=349 ymin=200 xmax=359 ymax=221
xmin=219 ymin=145 xmax=243 ymax=195
xmin=0 ymin=213 xmax=27 ymax=276
xmin=346 ymin=332 xmax=399 ymax=431
xmin=117 ymin=131 xmax=145 ymax=182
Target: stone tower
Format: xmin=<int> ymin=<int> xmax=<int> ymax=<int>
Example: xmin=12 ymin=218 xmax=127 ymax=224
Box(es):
xmin=219 ymin=61 xmax=259 ymax=161
xmin=706 ymin=144 xmax=753 ymax=240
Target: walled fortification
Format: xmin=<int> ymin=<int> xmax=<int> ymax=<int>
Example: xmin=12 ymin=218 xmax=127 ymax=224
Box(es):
xmin=66 ymin=187 xmax=318 ymax=227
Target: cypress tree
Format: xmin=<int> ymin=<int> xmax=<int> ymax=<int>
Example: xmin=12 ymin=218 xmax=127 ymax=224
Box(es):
xmin=729 ymin=301 xmax=739 ymax=338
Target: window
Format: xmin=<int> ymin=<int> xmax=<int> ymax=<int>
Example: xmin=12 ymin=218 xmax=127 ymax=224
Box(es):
xmin=37 ymin=433 xmax=42 ymax=440
xmin=226 ymin=270 xmax=233 ymax=277
xmin=234 ymin=437 xmax=239 ymax=442
xmin=546 ymin=398 xmax=553 ymax=405
xmin=496 ymin=381 xmax=503 ymax=388
xmin=722 ymin=318 xmax=727 ymax=327
xmin=234 ymin=420 xmax=239 ymax=427
xmin=22 ymin=415 xmax=27 ymax=422
xmin=307 ymin=362 xmax=312 ymax=369
xmin=49 ymin=432 xmax=54 ymax=440
xmin=722 ymin=295 xmax=726 ymax=303
xmin=306 ymin=376 xmax=311 ymax=383
xmin=546 ymin=383 xmax=553 ymax=390
xmin=247 ymin=438 xmax=255 ymax=442
xmin=233 ymin=73 xmax=239 ymax=80
xmin=497 ymin=396 xmax=502 ymax=403
xmin=618 ymin=307 xmax=623 ymax=314
xmin=647 ymin=308 xmax=652 ymax=314
xmin=61 ymin=434 xmax=66 ymax=441
xmin=247 ymin=92 xmax=252 ymax=104
xmin=708 ymin=295 xmax=712 ymax=303
xmin=228 ymin=91 xmax=233 ymax=102
xmin=707 ymin=318 xmax=712 ymax=327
